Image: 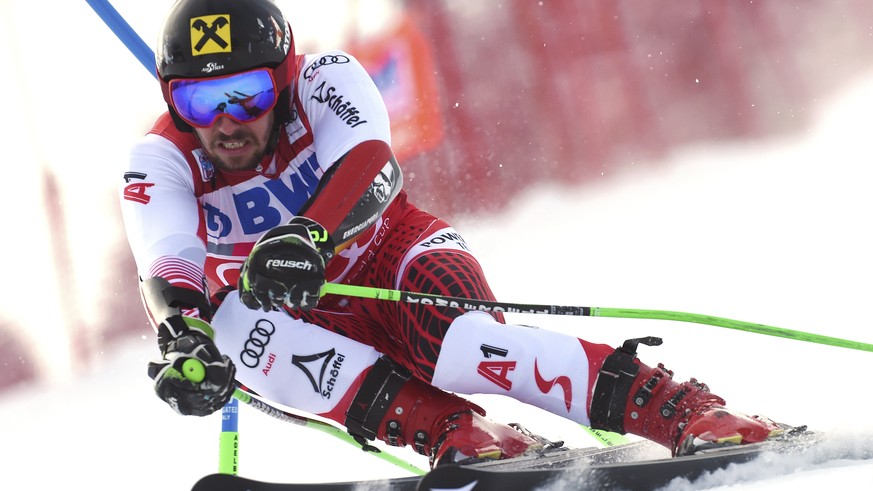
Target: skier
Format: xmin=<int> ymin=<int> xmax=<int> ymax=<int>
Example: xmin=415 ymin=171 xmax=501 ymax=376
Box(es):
xmin=121 ymin=0 xmax=784 ymax=468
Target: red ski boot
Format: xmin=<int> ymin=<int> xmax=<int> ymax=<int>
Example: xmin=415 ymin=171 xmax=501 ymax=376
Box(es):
xmin=590 ymin=337 xmax=785 ymax=456
xmin=344 ymin=357 xmax=542 ymax=467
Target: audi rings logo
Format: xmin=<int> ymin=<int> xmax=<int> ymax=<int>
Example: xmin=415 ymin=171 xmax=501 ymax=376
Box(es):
xmin=303 ymin=54 xmax=350 ymax=80
xmin=240 ymin=319 xmax=276 ymax=368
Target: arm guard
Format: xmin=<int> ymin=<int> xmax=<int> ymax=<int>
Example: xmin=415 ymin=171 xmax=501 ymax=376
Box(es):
xmin=140 ymin=276 xmax=214 ymax=354
xmin=299 ymin=140 xmax=403 ymax=245
xmin=332 ymin=155 xmax=402 ymax=244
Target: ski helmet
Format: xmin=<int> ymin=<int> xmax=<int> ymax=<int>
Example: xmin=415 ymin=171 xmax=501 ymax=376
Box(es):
xmin=156 ymin=0 xmax=296 ymax=132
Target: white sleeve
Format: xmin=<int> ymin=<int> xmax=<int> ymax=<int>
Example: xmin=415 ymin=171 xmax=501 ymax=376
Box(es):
xmin=297 ymin=50 xmax=393 ymax=170
xmin=120 ymin=134 xmax=206 ymax=281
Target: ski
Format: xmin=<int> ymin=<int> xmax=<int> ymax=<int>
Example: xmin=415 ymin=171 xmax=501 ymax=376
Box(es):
xmin=423 ymin=443 xmax=772 ymax=490
xmin=190 ymin=442 xmax=657 ymax=491
xmin=192 ymin=429 xmax=873 ymax=491
xmin=192 ymin=473 xmax=421 ymax=491
xmin=421 ymin=429 xmax=873 ymax=490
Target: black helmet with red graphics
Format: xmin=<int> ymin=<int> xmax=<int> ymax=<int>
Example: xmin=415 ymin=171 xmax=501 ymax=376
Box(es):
xmin=156 ymin=0 xmax=296 ymax=132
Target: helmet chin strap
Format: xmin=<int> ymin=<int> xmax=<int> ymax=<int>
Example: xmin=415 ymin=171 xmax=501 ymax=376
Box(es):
xmin=263 ymin=120 xmax=283 ymax=161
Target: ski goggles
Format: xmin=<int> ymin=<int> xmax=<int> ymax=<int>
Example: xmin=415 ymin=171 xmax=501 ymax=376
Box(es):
xmin=168 ymin=68 xmax=278 ymax=128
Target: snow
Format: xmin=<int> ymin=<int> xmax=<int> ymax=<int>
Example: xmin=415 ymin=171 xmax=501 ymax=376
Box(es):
xmin=3 ymin=1 xmax=873 ymax=489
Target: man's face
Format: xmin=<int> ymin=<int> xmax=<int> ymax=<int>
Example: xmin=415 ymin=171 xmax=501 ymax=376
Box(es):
xmin=193 ymin=112 xmax=275 ymax=171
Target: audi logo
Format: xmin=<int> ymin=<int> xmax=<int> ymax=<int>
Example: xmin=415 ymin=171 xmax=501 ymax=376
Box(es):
xmin=303 ymin=54 xmax=351 ymax=79
xmin=239 ymin=319 xmax=276 ymax=368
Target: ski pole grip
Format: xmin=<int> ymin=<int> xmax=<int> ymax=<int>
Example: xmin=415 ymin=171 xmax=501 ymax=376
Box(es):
xmin=182 ymin=358 xmax=206 ymax=383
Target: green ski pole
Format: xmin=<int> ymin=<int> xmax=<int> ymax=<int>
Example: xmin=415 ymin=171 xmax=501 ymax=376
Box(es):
xmin=321 ymin=283 xmax=873 ymax=353
xmin=232 ymin=388 xmax=428 ymax=475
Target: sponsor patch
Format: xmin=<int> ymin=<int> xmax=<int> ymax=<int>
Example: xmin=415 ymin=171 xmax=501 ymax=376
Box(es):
xmin=192 ymin=149 xmax=215 ymax=182
xmin=190 ymin=15 xmax=232 ymax=56
xmin=292 ymin=349 xmax=346 ymax=399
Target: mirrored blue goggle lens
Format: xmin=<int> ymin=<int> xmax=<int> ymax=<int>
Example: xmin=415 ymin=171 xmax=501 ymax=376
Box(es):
xmin=169 ymin=69 xmax=278 ymax=127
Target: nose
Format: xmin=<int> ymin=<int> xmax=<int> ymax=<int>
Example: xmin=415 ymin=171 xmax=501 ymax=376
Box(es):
xmin=212 ymin=115 xmax=243 ymax=133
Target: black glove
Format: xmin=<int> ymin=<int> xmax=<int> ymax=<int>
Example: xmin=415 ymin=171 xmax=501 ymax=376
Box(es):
xmin=239 ymin=217 xmax=335 ymax=311
xmin=147 ymin=316 xmax=236 ymax=416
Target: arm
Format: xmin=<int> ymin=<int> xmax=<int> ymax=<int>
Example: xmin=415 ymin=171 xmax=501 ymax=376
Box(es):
xmin=297 ymin=50 xmax=402 ymax=247
xmin=142 ymin=276 xmax=235 ymax=416
xmin=121 ymin=134 xmax=208 ymax=291
xmin=121 ymin=134 xmax=235 ymax=416
xmin=238 ymin=52 xmax=403 ymax=311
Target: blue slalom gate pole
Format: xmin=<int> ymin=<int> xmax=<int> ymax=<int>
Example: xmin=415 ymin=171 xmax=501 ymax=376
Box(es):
xmin=219 ymin=399 xmax=240 ymax=474
xmin=84 ymin=0 xmax=156 ymax=78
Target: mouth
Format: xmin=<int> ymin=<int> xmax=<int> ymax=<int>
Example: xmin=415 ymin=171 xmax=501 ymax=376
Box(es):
xmin=219 ymin=140 xmax=247 ymax=151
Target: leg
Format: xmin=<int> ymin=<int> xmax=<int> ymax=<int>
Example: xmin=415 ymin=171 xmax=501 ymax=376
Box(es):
xmin=345 ymin=356 xmax=541 ymax=467
xmin=211 ymin=290 xmax=382 ymax=422
xmin=433 ymin=312 xmax=784 ymax=455
xmin=432 ymin=311 xmax=614 ymax=423
xmin=315 ymin=206 xmax=506 ymax=381
xmin=211 ymin=290 xmax=539 ymax=466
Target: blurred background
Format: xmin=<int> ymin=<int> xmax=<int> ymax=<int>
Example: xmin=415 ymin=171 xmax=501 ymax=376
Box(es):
xmin=2 ymin=0 xmax=873 ymax=472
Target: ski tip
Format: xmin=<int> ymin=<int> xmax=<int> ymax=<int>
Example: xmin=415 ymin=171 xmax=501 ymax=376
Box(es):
xmin=191 ymin=473 xmax=223 ymax=491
